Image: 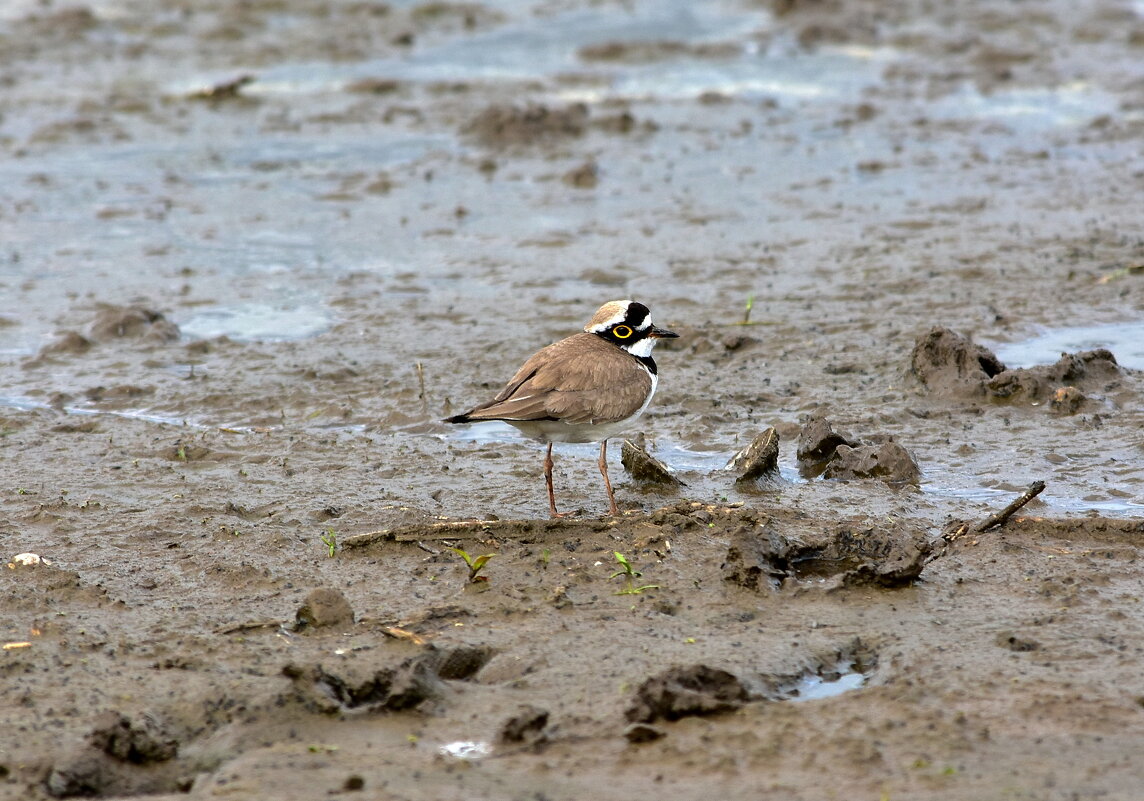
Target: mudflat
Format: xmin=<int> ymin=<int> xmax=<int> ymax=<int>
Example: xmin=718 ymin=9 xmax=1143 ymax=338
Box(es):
xmin=2 ymin=1 xmax=1144 ymax=799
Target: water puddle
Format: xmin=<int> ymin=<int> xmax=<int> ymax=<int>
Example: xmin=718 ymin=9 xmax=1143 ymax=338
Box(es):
xmin=229 ymin=1 xmax=890 ymax=106
xmin=989 ymin=322 xmax=1144 ymax=371
xmin=921 ymin=478 xmax=1144 ymax=516
xmin=783 ymin=666 xmax=867 ymax=702
xmin=438 ymin=740 xmax=491 ymax=761
xmin=769 ymin=653 xmax=872 ymax=703
xmin=929 ymin=82 xmax=1120 ymax=130
xmin=177 ymin=301 xmax=333 ymax=342
xmin=0 ymin=395 xmax=194 ymax=428
xmin=444 ymin=424 xmax=805 ymax=482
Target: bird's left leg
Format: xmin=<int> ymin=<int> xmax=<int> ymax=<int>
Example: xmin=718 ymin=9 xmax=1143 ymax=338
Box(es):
xmin=597 ymin=439 xmax=620 ymax=517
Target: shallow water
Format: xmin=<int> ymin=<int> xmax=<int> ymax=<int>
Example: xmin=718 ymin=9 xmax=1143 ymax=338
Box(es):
xmin=787 ymin=669 xmax=867 ymax=702
xmin=991 ymin=322 xmax=1144 ymax=371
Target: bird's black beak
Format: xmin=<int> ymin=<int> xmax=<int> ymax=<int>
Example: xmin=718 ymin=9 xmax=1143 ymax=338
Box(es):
xmin=649 ymin=325 xmax=679 ymax=339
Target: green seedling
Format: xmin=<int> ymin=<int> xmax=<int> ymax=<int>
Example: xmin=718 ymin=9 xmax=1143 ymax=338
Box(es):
xmin=450 ymin=547 xmax=495 ymax=583
xmin=609 ymin=551 xmax=658 ymax=595
xmin=320 ymin=528 xmax=337 ymax=558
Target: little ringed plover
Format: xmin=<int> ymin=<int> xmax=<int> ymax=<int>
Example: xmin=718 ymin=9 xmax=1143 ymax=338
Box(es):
xmin=446 ymin=299 xmax=678 ymax=517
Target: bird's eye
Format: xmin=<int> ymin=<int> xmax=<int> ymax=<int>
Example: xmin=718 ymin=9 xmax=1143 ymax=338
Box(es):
xmin=612 ymin=325 xmax=633 ymax=339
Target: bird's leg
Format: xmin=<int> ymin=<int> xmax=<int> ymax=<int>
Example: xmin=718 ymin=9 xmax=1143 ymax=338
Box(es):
xmin=598 ymin=439 xmax=620 ymax=517
xmin=544 ymin=442 xmax=566 ymax=519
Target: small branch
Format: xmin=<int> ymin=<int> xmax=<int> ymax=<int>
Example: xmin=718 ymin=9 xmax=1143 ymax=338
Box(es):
xmin=931 ymin=480 xmax=1048 ymax=562
xmin=973 ymin=481 xmax=1046 ymax=533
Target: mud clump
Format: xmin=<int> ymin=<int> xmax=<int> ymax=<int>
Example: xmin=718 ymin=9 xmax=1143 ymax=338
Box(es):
xmin=722 ymin=516 xmax=930 ymax=589
xmin=37 ymin=331 xmax=94 ymax=358
xmin=88 ymin=305 xmax=180 ymax=343
xmin=985 ymin=348 xmax=1120 ymax=406
xmin=87 ymin=712 xmax=177 ymax=765
xmin=909 ymin=326 xmax=1123 ymax=408
xmin=284 ymin=657 xmax=442 ymax=714
xmin=294 ymin=587 xmax=356 ymax=631
xmin=625 ymin=665 xmax=750 ymax=724
xmin=46 ymin=713 xmax=178 ymax=798
xmin=909 ymin=326 xmax=1006 ymax=396
xmin=563 ymin=160 xmax=599 ymax=188
xmin=283 ymin=645 xmax=492 ymax=714
xmin=497 ymin=706 xmax=550 ymax=747
xmin=796 ymin=415 xmax=857 ymax=476
xmin=722 ymin=518 xmax=790 ymax=591
xmin=464 ymin=103 xmax=589 ymax=147
xmin=727 ymin=427 xmax=780 ymax=484
xmin=796 ymin=415 xmax=920 ymax=484
xmin=822 ymin=441 xmax=921 ymax=484
xmin=621 ymin=435 xmax=683 ymax=487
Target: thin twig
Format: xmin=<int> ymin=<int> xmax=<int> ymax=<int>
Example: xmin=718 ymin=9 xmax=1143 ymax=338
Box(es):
xmin=973 ymin=481 xmax=1046 ymax=533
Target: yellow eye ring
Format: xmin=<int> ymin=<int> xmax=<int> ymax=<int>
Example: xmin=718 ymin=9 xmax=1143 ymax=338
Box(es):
xmin=613 ymin=325 xmax=633 ymax=339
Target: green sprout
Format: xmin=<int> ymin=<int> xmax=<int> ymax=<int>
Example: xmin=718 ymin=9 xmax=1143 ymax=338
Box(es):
xmin=731 ymin=294 xmax=767 ymax=326
xmin=450 ymin=547 xmax=495 ymax=583
xmin=609 ymin=551 xmax=658 ymax=595
xmin=320 ymin=528 xmax=337 ymax=558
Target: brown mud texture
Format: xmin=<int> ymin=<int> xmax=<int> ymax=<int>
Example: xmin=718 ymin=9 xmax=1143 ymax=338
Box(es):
xmin=3 ymin=0 xmax=1144 ymax=800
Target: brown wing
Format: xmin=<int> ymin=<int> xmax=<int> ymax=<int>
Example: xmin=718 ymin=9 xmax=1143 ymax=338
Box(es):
xmin=455 ymin=333 xmax=652 ymax=425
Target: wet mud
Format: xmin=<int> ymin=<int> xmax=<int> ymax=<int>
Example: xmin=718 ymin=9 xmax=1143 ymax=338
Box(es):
xmin=3 ymin=0 xmax=1144 ymax=799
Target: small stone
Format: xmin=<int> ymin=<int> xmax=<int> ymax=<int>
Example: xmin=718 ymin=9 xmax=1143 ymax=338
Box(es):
xmin=1050 ymin=386 xmax=1085 ymax=415
xmin=294 ymin=588 xmax=355 ymax=631
xmin=343 ymin=775 xmax=365 ymax=791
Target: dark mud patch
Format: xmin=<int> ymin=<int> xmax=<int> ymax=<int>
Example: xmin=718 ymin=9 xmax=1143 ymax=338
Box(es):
xmin=463 ymin=103 xmax=590 ymax=147
xmin=283 ymin=642 xmax=493 ymax=714
xmin=722 ymin=514 xmax=930 ymax=590
xmin=626 ymin=664 xmax=750 ymax=724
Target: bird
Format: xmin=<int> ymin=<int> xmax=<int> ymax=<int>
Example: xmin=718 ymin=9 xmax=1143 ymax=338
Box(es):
xmin=445 ymin=299 xmax=678 ymax=518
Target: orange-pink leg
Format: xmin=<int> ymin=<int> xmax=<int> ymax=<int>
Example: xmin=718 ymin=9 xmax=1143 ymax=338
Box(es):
xmin=598 ymin=439 xmax=619 ymax=517
xmin=544 ymin=442 xmax=574 ymax=519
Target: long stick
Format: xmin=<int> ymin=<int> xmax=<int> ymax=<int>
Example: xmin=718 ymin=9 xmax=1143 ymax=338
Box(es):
xmin=973 ymin=481 xmax=1046 ymax=533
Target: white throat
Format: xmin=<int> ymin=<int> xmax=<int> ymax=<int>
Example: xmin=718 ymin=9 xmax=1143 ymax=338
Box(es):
xmin=624 ymin=337 xmax=657 ymax=359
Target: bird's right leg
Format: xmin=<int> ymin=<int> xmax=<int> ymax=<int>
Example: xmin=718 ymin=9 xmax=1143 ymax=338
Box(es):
xmin=544 ymin=442 xmax=574 ymax=519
